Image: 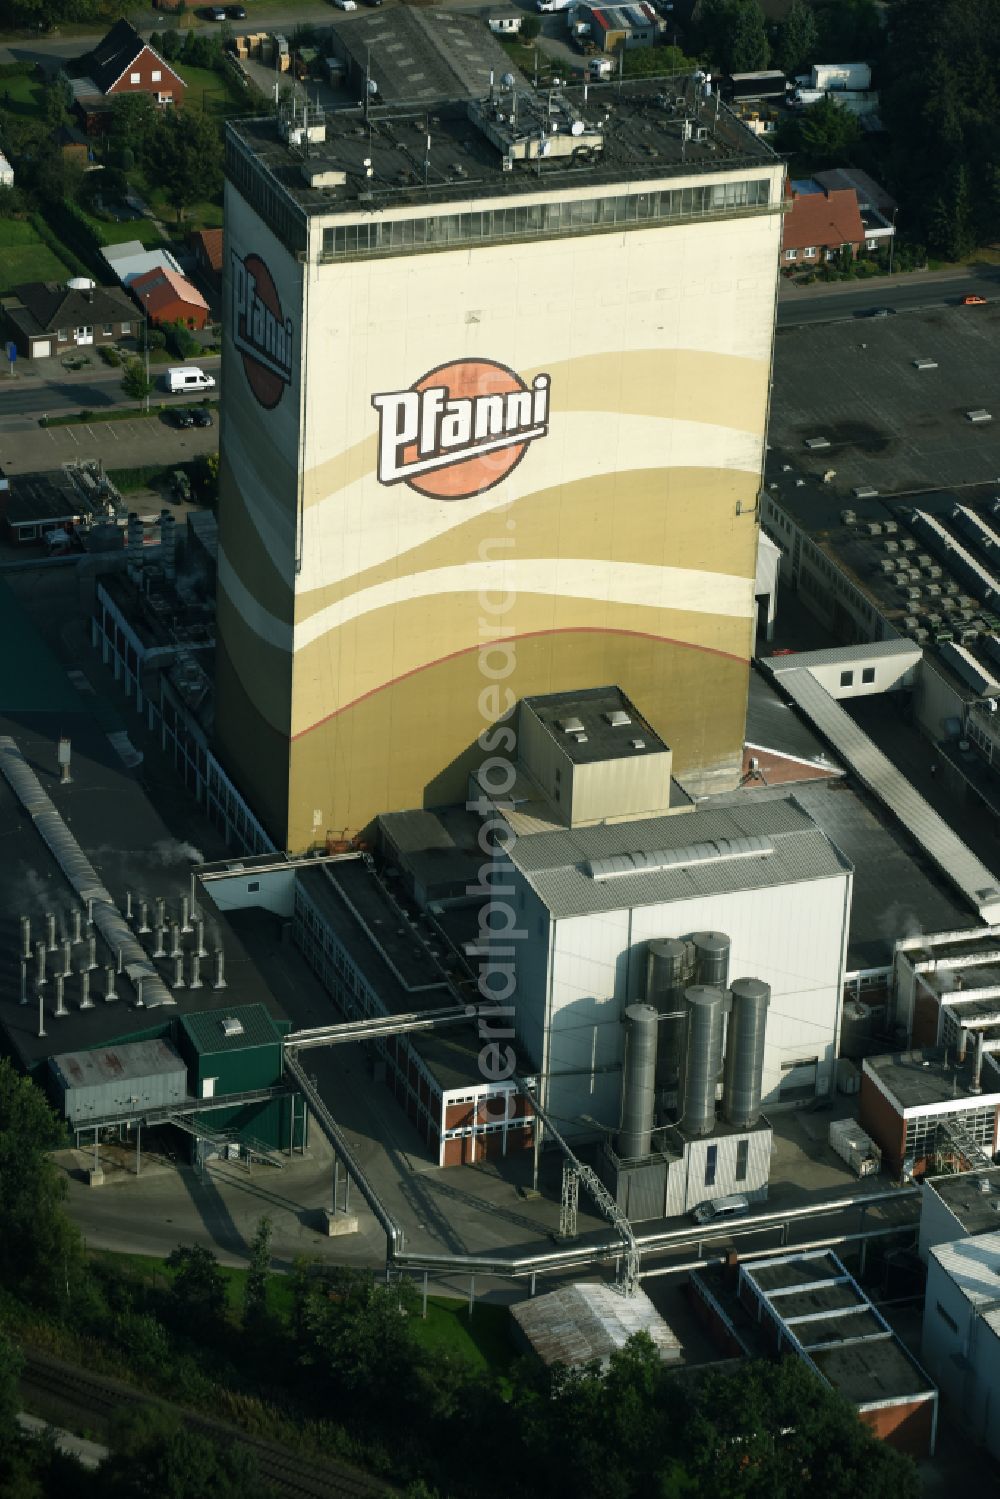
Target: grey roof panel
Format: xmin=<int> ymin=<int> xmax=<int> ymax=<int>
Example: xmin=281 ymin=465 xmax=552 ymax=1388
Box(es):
xmin=772 ymin=666 xmax=1000 ymax=923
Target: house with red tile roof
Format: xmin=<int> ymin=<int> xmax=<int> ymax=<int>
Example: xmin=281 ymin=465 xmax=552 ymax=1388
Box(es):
xmin=189 ymin=227 xmax=223 ymax=289
xmin=130 ymin=265 xmax=210 ymax=330
xmin=781 ymin=181 xmax=865 ymax=268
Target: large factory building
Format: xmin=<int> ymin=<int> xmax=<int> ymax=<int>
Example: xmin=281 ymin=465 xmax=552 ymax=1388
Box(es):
xmin=217 ymin=75 xmax=785 ymax=850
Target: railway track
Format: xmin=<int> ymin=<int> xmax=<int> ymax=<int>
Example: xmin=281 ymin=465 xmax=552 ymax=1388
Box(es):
xmin=20 ymin=1347 xmax=394 ymax=1499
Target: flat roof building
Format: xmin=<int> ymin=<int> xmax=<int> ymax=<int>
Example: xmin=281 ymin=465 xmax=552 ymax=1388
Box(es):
xmin=217 ymin=77 xmax=785 ymax=849
xmin=860 ymin=1046 xmax=1000 ymax=1178
xmin=740 ymin=1249 xmax=937 ymax=1456
xmin=918 ymin=1166 xmax=1000 ymax=1260
xmin=922 ymin=1233 xmax=1000 ymax=1460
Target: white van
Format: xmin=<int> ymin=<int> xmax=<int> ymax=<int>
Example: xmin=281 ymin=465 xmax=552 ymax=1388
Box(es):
xmin=165 ymin=367 xmax=216 ymax=394
xmin=690 ymin=1193 xmax=750 ymax=1227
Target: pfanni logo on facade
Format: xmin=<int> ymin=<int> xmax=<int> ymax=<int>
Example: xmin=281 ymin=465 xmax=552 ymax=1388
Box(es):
xmin=231 ymin=250 xmax=294 ymax=410
xmin=372 ymin=358 xmax=550 ymax=499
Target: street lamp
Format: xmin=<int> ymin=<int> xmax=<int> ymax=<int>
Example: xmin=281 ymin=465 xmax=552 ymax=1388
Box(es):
xmin=143 ymin=293 xmax=151 ymax=413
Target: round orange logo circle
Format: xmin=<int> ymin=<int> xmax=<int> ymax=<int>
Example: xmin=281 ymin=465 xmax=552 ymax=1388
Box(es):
xmin=406 ymin=359 xmax=531 ymax=499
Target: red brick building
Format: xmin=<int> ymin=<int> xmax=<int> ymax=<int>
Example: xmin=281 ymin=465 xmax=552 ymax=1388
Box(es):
xmin=130 ymin=266 xmax=210 ymax=331
xmin=79 ymin=20 xmax=186 ymax=111
xmin=782 ymin=181 xmax=864 ymax=268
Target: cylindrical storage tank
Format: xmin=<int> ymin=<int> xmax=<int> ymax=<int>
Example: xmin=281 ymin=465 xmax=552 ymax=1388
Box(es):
xmin=618 ymin=1003 xmax=658 ymax=1159
xmin=722 ymin=978 xmax=770 ymax=1128
xmin=680 ymin=985 xmax=725 ymax=1137
xmin=645 ymin=938 xmax=689 ymax=1089
xmin=691 ymin=931 xmax=731 ymax=990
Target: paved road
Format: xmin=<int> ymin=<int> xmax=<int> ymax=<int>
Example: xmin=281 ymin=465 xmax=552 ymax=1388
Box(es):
xmin=0 ymin=358 xmax=221 ymax=418
xmin=777 ymin=268 xmax=1000 ymax=327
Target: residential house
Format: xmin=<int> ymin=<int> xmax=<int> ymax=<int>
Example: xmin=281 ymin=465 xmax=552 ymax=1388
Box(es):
xmin=73 ymin=20 xmax=186 ymax=130
xmin=130 ymin=265 xmax=210 ymax=331
xmin=781 ymin=180 xmax=865 ymax=268
xmin=3 ymin=280 xmax=136 ymax=361
xmin=101 ymin=239 xmax=184 ymax=289
xmin=815 ymin=167 xmax=897 ymax=253
xmin=189 ymin=227 xmax=223 ymax=290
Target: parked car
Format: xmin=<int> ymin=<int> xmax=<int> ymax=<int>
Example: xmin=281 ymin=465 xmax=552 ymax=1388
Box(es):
xmin=690 ymin=1194 xmax=750 ymax=1227
xmin=203 ymin=4 xmax=227 ymax=19
xmin=962 ymin=293 xmax=987 ymax=306
xmin=190 ymin=407 xmax=214 ymax=428
xmin=226 ymin=3 xmax=247 ymax=14
xmin=362 ymin=0 xmax=383 ymax=7
xmin=865 ymin=306 xmax=895 ymax=319
xmin=171 ymin=407 xmax=196 ymax=429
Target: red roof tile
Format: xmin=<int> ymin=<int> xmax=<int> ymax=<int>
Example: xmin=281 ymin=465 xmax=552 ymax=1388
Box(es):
xmin=782 ymin=187 xmax=864 ymax=252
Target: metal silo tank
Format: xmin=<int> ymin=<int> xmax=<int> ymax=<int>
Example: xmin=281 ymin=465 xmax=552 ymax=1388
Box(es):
xmin=680 ymin=985 xmax=725 ymax=1137
xmin=645 ymin=937 xmax=689 ymax=1089
xmin=618 ymin=1002 xmax=658 ymax=1159
xmin=691 ymin=931 xmax=731 ymax=990
xmin=722 ymin=977 xmax=771 ymax=1128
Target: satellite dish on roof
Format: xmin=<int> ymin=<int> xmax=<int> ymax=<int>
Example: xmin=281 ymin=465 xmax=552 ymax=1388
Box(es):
xmin=367 ymin=78 xmax=378 ymax=96
xmin=571 ymin=119 xmax=585 ymax=136
xmin=501 ymin=72 xmax=515 ymax=88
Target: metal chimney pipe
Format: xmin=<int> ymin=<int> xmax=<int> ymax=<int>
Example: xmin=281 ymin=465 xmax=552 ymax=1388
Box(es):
xmin=152 ymin=925 xmax=166 ymax=959
xmin=170 ymin=922 xmax=182 ymax=959
xmin=138 ymin=900 xmax=150 ymax=934
xmin=71 ymin=908 xmax=82 ymax=944
xmin=20 ymin=916 xmax=31 ymax=960
xmin=79 ymin=970 xmax=92 ymax=1009
xmin=172 ymin=954 xmax=185 ymax=989
xmin=85 ymin=935 xmax=97 ymax=971
xmin=20 ymin=958 xmax=28 ymax=1005
xmin=38 ymin=987 xmax=46 ymax=1038
xmin=971 ymin=1031 xmax=984 ymax=1095
xmin=195 ymin=917 xmax=207 ymax=957
xmin=213 ymin=948 xmax=226 ymax=989
xmin=155 ymin=897 xmax=166 ymax=929
xmin=957 ymin=1027 xmax=968 ymax=1064
xmin=125 ymin=890 xmax=133 ymax=922
xmin=54 ymin=974 xmax=67 ymax=1017
xmin=189 ymin=952 xmax=203 ymax=990
xmin=35 ymin=941 xmax=47 ymax=987
xmin=105 ymin=966 xmax=118 ymax=1002
xmin=46 ymin=913 xmax=57 ymax=952
xmin=86 ymin=897 xmax=95 ymax=927
xmin=181 ymin=895 xmax=192 ymax=933
xmin=61 ymin=939 xmax=72 ymax=977
xmin=136 ymin=975 xmax=145 ymax=1006
xmin=117 ymin=946 xmax=124 ymax=975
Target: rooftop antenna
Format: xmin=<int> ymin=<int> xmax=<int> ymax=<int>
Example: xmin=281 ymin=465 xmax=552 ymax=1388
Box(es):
xmin=424 ymin=132 xmax=431 ymax=186
xmin=489 ymin=69 xmax=495 ymax=106
xmin=364 ymin=48 xmax=372 ymax=122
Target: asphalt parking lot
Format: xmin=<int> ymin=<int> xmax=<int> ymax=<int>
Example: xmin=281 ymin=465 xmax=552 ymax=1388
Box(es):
xmin=0 ymin=413 xmax=217 ymax=476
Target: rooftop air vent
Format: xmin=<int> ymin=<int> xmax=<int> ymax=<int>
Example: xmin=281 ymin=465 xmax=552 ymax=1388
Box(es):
xmin=221 ymin=1016 xmax=244 ymax=1038
xmin=630 ymin=738 xmax=646 ymax=750
xmin=605 ymin=710 xmax=632 ymax=727
xmin=558 ymin=716 xmax=585 ymax=734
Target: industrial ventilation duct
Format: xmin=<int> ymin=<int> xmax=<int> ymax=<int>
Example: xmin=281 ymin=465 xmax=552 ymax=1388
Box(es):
xmin=0 ymin=737 xmax=174 ymax=1009
xmin=721 ymin=977 xmax=770 ymax=1128
xmin=587 ymin=836 xmax=773 ymax=882
xmin=618 ymin=1003 xmax=658 ymax=1159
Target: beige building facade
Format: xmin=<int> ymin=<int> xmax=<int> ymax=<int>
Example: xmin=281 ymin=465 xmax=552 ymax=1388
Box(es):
xmin=217 ymin=94 xmax=785 ymax=850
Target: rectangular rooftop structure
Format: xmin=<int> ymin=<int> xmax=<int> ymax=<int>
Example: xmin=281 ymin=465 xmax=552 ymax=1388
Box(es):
xmin=225 ymin=74 xmax=778 ymax=243
xmin=740 ymin=1250 xmax=937 ymax=1456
